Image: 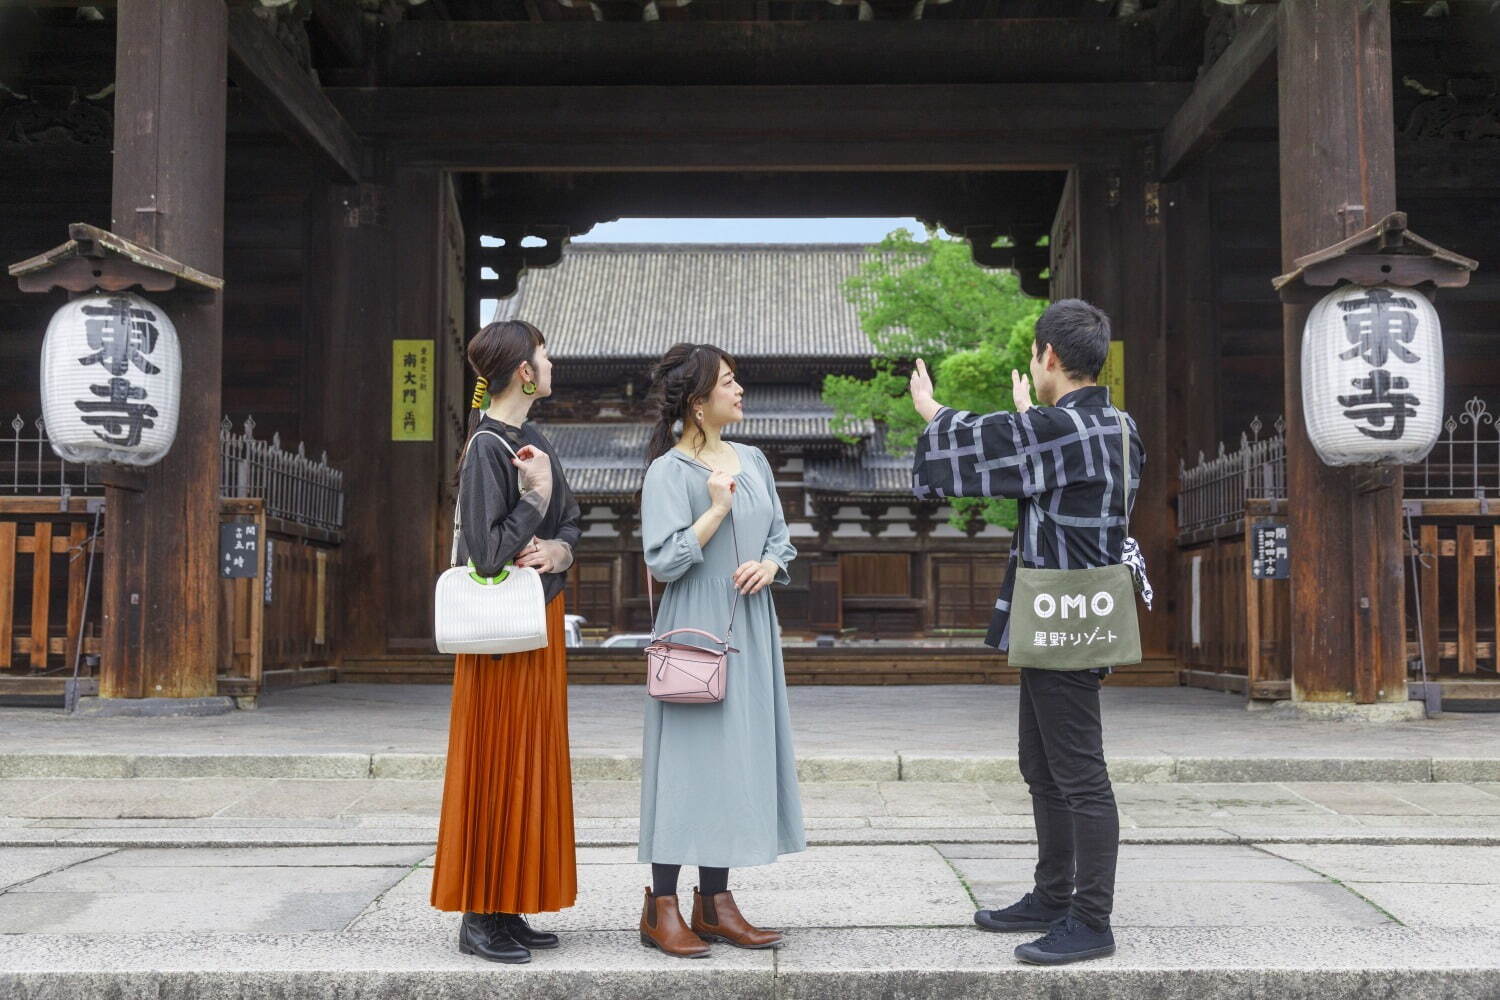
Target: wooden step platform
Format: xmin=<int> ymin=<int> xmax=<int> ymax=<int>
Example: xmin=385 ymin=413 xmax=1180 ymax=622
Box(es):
xmin=340 ymin=649 xmax=1181 ymax=686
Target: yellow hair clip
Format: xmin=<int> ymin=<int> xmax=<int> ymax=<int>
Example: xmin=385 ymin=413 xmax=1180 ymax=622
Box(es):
xmin=470 ymin=376 xmax=489 ymax=410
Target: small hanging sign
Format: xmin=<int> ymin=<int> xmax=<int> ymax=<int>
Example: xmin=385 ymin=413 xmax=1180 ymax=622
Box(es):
xmin=1251 ymin=520 xmax=1290 ymax=580
xmin=220 ymin=523 xmax=259 ymax=579
xmin=392 ymin=339 xmax=434 ymax=441
xmin=1098 ymin=340 xmax=1126 ymax=410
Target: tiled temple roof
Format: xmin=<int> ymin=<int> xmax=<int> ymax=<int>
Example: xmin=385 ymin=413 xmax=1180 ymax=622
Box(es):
xmin=492 ymin=244 xmax=883 ymax=359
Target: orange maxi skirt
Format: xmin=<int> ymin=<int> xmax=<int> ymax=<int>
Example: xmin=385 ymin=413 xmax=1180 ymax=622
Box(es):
xmin=430 ymin=593 xmax=577 ymax=914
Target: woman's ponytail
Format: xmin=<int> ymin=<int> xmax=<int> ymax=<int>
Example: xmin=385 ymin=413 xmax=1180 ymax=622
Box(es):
xmin=453 ymin=322 xmax=544 ymax=487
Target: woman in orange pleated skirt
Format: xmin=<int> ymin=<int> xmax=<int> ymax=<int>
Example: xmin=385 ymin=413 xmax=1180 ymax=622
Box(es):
xmin=431 ymin=319 xmax=579 ymax=964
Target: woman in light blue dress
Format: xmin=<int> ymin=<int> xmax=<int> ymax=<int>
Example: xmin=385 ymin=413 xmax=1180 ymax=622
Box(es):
xmin=635 ymin=342 xmax=806 ymax=959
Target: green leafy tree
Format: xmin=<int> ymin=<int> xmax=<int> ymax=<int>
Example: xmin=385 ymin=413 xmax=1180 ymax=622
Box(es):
xmin=822 ymin=227 xmax=1045 ymax=529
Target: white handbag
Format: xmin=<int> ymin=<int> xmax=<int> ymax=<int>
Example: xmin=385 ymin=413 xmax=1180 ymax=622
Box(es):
xmin=433 ymin=429 xmax=549 ymax=655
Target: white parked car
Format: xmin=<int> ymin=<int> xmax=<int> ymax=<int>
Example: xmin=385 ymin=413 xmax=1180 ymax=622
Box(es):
xmin=600 ymin=633 xmax=654 ymax=649
xmin=564 ymin=614 xmax=587 ymax=648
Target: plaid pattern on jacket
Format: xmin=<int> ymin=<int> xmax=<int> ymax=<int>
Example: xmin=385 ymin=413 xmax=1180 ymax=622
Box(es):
xmin=911 ymin=386 xmax=1144 ymax=651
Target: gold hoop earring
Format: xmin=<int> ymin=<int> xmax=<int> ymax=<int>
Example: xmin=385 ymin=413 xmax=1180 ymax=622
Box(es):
xmin=522 ymin=382 xmax=537 ymax=396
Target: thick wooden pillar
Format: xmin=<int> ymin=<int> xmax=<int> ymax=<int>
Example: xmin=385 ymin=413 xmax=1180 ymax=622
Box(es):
xmin=1278 ymin=0 xmax=1405 ymax=704
xmin=1057 ymin=158 xmax=1174 ymax=661
xmin=1161 ymin=167 xmax=1218 ymax=465
xmin=101 ymin=0 xmax=225 ymax=698
xmin=388 ymin=168 xmax=449 ymax=649
xmin=308 ymin=170 xmax=454 ymax=657
xmin=1118 ymin=147 xmax=1173 ymax=662
xmin=308 ymin=181 xmax=397 ymax=658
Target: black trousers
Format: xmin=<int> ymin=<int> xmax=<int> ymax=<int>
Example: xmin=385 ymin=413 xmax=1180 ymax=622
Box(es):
xmin=1017 ymin=667 xmax=1119 ymax=931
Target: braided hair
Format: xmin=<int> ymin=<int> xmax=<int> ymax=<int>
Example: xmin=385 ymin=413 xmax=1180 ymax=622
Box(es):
xmin=645 ymin=342 xmax=736 ymax=463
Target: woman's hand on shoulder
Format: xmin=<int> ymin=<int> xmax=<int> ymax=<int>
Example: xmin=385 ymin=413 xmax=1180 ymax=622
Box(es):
xmin=707 ymin=470 xmax=736 ymax=513
xmin=512 ymin=444 xmax=553 ymax=496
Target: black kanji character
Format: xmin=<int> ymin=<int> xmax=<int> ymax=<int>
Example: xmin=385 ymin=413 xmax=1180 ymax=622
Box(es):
xmin=77 ymin=297 xmax=163 ymax=376
xmin=1337 ymin=287 xmax=1421 ymax=367
xmin=75 ymin=376 xmax=158 ymax=447
xmin=1337 ymin=368 xmax=1421 ymax=441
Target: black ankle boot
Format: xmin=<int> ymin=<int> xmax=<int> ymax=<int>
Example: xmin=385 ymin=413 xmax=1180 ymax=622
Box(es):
xmin=497 ymin=913 xmax=560 ymax=950
xmin=458 ymin=912 xmax=531 ymax=964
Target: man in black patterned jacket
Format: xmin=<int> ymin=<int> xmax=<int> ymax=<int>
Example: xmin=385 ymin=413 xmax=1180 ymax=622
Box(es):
xmin=909 ymin=299 xmax=1143 ymax=966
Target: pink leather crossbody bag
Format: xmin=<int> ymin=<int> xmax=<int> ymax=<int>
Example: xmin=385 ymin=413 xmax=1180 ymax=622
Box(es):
xmin=643 ymin=469 xmax=742 ymax=704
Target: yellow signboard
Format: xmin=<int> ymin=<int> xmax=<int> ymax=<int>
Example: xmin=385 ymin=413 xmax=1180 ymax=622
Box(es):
xmin=1098 ymin=340 xmax=1125 ymax=410
xmin=392 ymin=340 xmax=434 ymax=441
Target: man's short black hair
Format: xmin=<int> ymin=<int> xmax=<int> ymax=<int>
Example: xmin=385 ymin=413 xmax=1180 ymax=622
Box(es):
xmin=1033 ymin=299 xmax=1112 ymax=381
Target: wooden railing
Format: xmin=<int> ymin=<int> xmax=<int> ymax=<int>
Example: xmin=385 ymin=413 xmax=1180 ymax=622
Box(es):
xmin=1175 ymin=498 xmax=1291 ymax=699
xmin=2 ymin=416 xmax=345 ymax=704
xmin=1178 ymin=399 xmax=1500 ymax=698
xmin=0 ymin=498 xmax=103 ymax=694
xmin=217 ymin=498 xmax=342 ymax=701
xmin=1 ymin=497 xmax=342 ymax=703
xmin=1408 ymin=503 xmax=1498 ymax=679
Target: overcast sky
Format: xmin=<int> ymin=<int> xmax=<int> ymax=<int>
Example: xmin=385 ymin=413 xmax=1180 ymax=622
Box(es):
xmin=572 ymin=217 xmax=931 ymax=243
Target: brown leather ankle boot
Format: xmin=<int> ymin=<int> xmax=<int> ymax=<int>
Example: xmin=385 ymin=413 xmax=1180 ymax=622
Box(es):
xmin=639 ymin=887 xmax=711 ymax=959
xmin=691 ymin=888 xmax=784 ymax=949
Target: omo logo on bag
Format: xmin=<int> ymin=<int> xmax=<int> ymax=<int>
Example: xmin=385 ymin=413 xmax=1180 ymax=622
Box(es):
xmin=1025 ymin=589 xmax=1124 ymax=652
xmin=1031 ymin=591 xmax=1116 ymax=619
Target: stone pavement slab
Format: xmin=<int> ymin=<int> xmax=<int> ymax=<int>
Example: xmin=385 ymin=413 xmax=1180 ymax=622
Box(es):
xmin=2 ymin=778 xmax=1500 ymax=849
xmin=0 ymin=846 xmax=116 ymax=889
xmin=1262 ymin=843 xmax=1500 ymax=883
xmin=2 ymin=684 xmax=1499 ymax=783
xmin=3 ymin=837 xmax=1500 ymax=997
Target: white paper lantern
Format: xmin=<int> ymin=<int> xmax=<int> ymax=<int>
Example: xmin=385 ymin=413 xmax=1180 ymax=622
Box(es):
xmin=39 ymin=292 xmax=181 ymax=467
xmin=1300 ymin=283 xmax=1444 ymax=467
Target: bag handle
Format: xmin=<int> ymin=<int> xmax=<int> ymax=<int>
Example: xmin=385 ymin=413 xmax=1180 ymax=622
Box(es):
xmin=654 ymin=627 xmax=741 ymax=655
xmin=450 ymin=427 xmax=520 ymax=568
xmin=645 ymin=456 xmax=743 ymax=648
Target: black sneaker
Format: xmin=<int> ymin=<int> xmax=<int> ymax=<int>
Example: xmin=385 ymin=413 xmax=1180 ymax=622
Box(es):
xmin=1013 ymin=915 xmax=1116 ymax=965
xmin=974 ymin=892 xmax=1070 ymax=932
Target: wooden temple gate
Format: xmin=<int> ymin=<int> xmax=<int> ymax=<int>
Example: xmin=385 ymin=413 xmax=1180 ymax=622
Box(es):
xmin=1 ymin=0 xmax=1495 ymax=706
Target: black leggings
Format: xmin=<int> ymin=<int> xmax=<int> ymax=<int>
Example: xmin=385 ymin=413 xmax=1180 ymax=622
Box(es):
xmin=651 ymin=863 xmax=728 ymax=898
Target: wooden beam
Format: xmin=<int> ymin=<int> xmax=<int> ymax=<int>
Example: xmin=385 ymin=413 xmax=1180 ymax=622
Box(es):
xmin=474 ymin=170 xmax=1065 ymax=229
xmin=1159 ymin=11 xmax=1277 ymax=181
xmin=380 ymin=20 xmax=1173 ymax=86
xmin=226 ymin=9 xmax=365 ymax=183
xmin=299 ymin=83 xmax=1189 ymax=171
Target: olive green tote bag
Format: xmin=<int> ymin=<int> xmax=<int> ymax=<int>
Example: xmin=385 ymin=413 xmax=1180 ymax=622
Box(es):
xmin=1006 ymin=412 xmax=1142 ymax=671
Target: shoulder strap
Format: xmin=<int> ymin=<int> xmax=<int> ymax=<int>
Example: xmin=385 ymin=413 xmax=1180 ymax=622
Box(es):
xmin=645 ymin=456 xmax=743 ymax=646
xmin=1117 ymin=409 xmax=1132 ymax=534
xmin=450 ymin=428 xmax=521 ymax=568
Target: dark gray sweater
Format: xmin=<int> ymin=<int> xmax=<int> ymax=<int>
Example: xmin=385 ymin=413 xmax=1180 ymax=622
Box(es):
xmin=456 ymin=416 xmax=581 ymax=604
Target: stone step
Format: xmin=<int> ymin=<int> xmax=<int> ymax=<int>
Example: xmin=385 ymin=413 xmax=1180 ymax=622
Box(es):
xmin=1 ymin=928 xmax=1496 ymax=1000
xmin=3 ymin=750 xmax=1495 ymax=782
